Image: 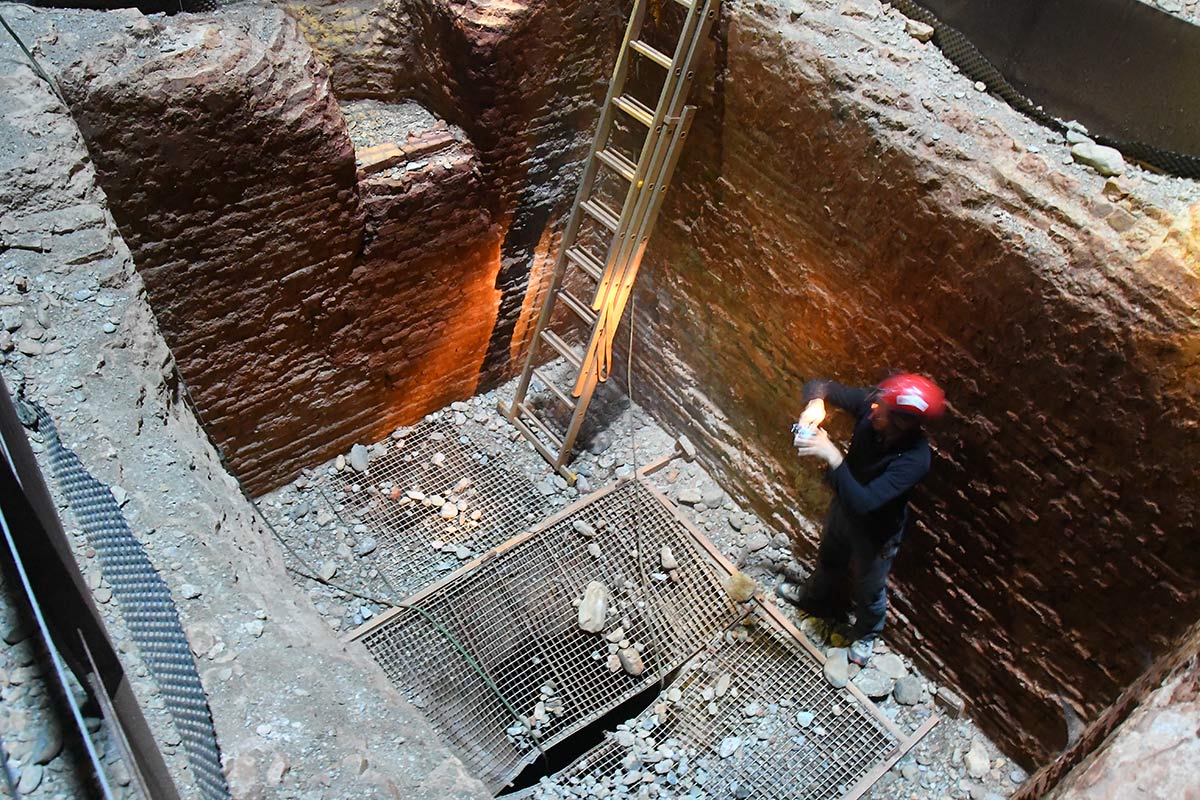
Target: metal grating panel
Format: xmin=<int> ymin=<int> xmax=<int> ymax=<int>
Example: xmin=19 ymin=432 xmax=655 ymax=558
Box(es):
xmin=354 ymin=480 xmax=740 ymax=791
xmin=337 ymin=414 xmax=551 ymax=598
xmin=515 ymin=612 xmax=901 ymax=800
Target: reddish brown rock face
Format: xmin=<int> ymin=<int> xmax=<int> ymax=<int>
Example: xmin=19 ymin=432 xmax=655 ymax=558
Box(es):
xmin=619 ymin=4 xmax=1200 ymax=767
xmin=285 ymin=0 xmax=621 ymax=383
xmin=58 ymin=10 xmax=379 ymax=493
xmin=48 ymin=2 xmax=615 ymax=494
xmin=33 ymin=0 xmax=621 ymax=489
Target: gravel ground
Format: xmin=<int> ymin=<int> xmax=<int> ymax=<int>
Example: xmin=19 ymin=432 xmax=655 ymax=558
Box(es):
xmin=1145 ymin=0 xmax=1200 ymax=25
xmin=260 ymin=359 xmax=1024 ymax=799
xmin=342 ymin=98 xmax=468 ymax=152
xmin=0 ymin=573 xmax=137 ymax=800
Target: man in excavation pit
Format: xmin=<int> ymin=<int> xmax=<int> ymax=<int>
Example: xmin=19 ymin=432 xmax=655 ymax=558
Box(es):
xmin=777 ymin=373 xmax=945 ymax=667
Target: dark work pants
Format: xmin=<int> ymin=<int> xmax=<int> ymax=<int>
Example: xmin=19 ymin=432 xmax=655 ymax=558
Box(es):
xmin=806 ymin=503 xmax=902 ymax=640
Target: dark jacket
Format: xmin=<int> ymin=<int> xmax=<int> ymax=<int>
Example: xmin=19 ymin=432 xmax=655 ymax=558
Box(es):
xmin=802 ymin=379 xmax=931 ymax=543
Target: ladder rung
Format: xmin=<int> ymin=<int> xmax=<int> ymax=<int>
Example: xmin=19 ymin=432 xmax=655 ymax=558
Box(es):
xmin=508 ymin=412 xmax=559 ymax=462
xmin=613 ymin=94 xmax=655 ymax=127
xmin=540 ymin=330 xmax=583 ymax=370
xmin=630 ymin=39 xmax=673 ymax=69
xmin=516 ymin=402 xmax=564 ymax=450
xmin=581 ymin=198 xmax=620 ymax=231
xmin=596 ymin=148 xmax=637 ymax=182
xmin=532 ymin=367 xmax=576 ymax=410
xmin=558 ymin=289 xmax=598 ymax=327
xmin=565 ymin=246 xmax=604 ymax=281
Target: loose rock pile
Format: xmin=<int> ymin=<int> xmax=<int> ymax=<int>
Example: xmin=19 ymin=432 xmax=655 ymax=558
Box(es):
xmin=506 ymin=683 xmax=567 ymax=748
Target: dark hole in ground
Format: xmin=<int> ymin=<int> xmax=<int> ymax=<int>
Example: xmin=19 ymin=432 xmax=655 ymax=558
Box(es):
xmin=499 ymin=665 xmax=683 ymax=795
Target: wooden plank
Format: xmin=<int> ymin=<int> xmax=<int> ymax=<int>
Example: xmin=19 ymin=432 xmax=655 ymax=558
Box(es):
xmin=403 ymin=131 xmax=456 ymax=160
xmin=355 ymin=131 xmax=457 ymax=177
xmin=355 ymin=142 xmax=405 ymax=175
xmin=842 ymin=715 xmax=940 ymax=800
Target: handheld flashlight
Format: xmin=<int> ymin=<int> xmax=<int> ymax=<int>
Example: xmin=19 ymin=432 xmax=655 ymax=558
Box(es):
xmin=793 ymin=399 xmax=826 ymax=445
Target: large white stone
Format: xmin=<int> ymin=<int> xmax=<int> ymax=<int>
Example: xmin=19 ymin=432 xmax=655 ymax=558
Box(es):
xmin=660 ymin=546 xmax=678 ymax=570
xmin=577 ymin=581 xmax=610 ymax=633
xmin=964 ymin=738 xmax=991 ymax=779
xmin=348 ymin=443 xmax=370 ymax=472
xmin=618 ymin=647 xmax=645 ymax=676
xmin=1071 ymin=142 xmax=1125 ymax=176
xmin=823 ymin=648 xmax=849 ymax=689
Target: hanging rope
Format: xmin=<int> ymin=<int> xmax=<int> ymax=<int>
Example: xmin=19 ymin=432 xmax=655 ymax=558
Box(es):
xmin=0 ymin=12 xmax=66 ymax=104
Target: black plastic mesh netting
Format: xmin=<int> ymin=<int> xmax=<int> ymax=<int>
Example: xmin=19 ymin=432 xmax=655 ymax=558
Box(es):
xmin=892 ymin=0 xmax=1200 ymax=179
xmin=28 ymin=402 xmax=231 ymax=800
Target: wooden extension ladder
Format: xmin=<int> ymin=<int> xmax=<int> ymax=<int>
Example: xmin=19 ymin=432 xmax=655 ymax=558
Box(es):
xmin=499 ymin=0 xmax=719 ymax=483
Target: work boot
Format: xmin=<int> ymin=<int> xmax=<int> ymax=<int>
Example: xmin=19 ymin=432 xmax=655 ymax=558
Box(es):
xmin=829 ymin=622 xmax=855 ymax=649
xmin=775 ymin=581 xmax=833 ymax=618
xmin=848 ymin=637 xmax=875 ymax=667
xmin=773 ymin=558 xmax=808 ymax=585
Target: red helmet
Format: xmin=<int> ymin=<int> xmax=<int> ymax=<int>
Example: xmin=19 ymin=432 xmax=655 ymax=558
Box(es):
xmin=877 ymin=373 xmax=945 ymax=421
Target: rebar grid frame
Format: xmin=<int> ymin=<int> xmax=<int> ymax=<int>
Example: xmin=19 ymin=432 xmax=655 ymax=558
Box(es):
xmin=336 ymin=414 xmax=550 ymax=598
xmin=353 ymin=480 xmax=741 ymax=791
xmin=522 ymin=614 xmax=901 ymax=800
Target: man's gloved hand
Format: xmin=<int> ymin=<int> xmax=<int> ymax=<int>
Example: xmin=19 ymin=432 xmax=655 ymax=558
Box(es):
xmin=796 ymin=427 xmax=844 ymax=469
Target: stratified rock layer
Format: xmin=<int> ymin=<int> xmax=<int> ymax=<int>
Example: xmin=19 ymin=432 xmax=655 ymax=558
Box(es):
xmin=38 ymin=7 xmax=518 ymax=494
xmin=285 ymin=0 xmax=618 ymax=381
xmin=37 ymin=0 xmax=616 ymax=495
xmin=622 ymin=0 xmax=1200 ymax=766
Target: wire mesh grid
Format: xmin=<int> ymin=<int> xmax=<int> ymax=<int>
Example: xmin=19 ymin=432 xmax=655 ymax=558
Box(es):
xmin=334 ymin=413 xmax=551 ymax=598
xmin=514 ymin=613 xmax=901 ymax=800
xmin=355 ymin=480 xmax=741 ymax=792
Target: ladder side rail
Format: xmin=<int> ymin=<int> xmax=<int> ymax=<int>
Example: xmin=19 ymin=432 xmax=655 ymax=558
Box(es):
xmin=590 ymin=0 xmax=716 ymax=316
xmin=597 ymin=107 xmax=697 ymax=377
xmin=576 ymin=0 xmax=718 ymax=387
xmin=502 ymin=0 xmax=652 ymax=419
xmin=589 ymin=0 xmax=709 ymax=316
xmin=556 ymin=106 xmax=700 ymax=462
xmin=573 ymin=112 xmax=684 ymax=394
xmin=571 ymin=105 xmax=695 ymax=399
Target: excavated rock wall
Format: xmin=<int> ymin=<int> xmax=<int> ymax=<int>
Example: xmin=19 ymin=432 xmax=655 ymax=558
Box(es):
xmin=31 ymin=0 xmax=619 ymax=494
xmin=342 ymin=144 xmax=501 ymax=433
xmin=55 ymin=9 xmax=369 ymax=494
xmin=283 ymin=0 xmax=620 ymax=381
xmin=34 ymin=7 xmax=516 ymax=493
xmin=620 ymin=0 xmax=1200 ymax=767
